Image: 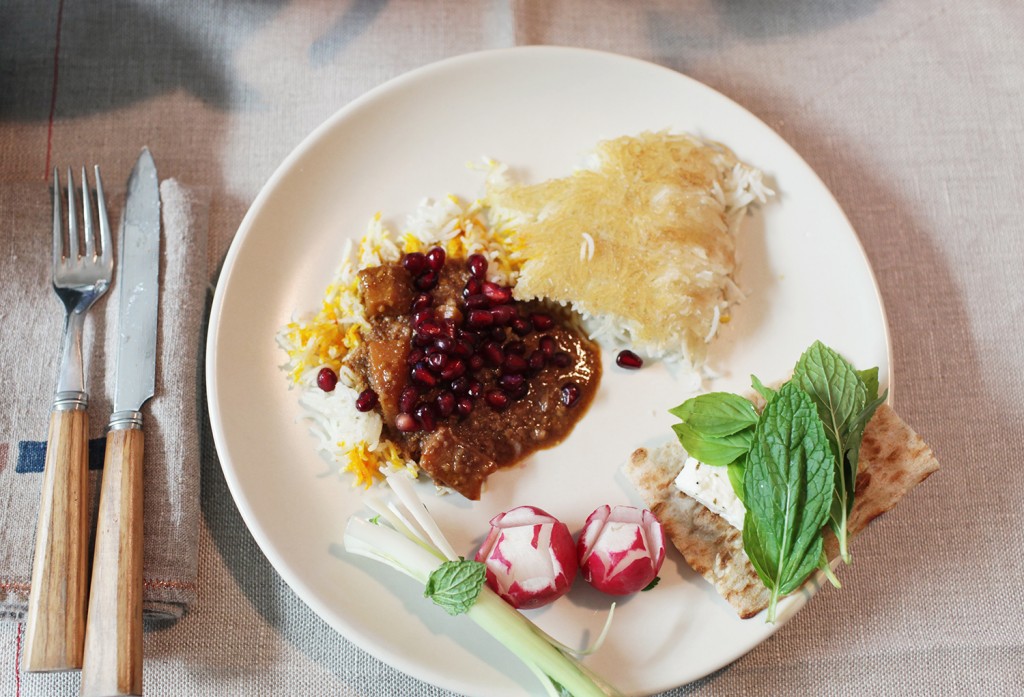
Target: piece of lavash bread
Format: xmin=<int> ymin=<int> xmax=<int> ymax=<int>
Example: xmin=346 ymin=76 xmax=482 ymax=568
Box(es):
xmin=624 ymin=402 xmax=939 ymax=619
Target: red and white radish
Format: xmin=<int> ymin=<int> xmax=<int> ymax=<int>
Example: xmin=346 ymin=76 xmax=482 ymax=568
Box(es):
xmin=577 ymin=505 xmax=665 ymax=595
xmin=475 ymin=506 xmax=578 ymax=609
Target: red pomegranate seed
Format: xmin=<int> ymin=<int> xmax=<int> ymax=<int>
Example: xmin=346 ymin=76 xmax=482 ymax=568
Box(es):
xmin=316 ymin=367 xmax=338 ymax=392
xmin=463 ymin=277 xmax=482 ymax=298
xmin=489 ymin=327 xmax=506 ymax=342
xmin=481 ymin=281 xmax=512 ymax=305
xmin=411 ymin=363 xmax=437 ymax=387
xmin=616 ymin=349 xmax=644 ymax=369
xmin=503 ymin=354 xmax=528 ymax=374
xmin=467 ymin=380 xmax=483 ymax=398
xmin=412 ymin=333 xmax=432 ymax=348
xmin=426 ymin=247 xmax=446 ymax=271
xmin=466 ymin=309 xmax=494 ymax=328
xmin=560 ymin=382 xmax=581 ymax=407
xmin=418 ymin=321 xmax=444 ymax=339
xmin=528 ymin=351 xmax=546 ymax=372
xmin=436 ymin=391 xmax=456 ymax=417
xmin=399 ymin=386 xmax=418 ymax=414
xmin=485 ymin=389 xmax=509 ymax=411
xmin=505 ymin=340 xmax=526 ymax=355
xmin=456 ymin=398 xmax=474 ymax=417
xmin=426 ymin=353 xmax=449 ymax=373
xmin=453 ymin=340 xmax=473 ymax=358
xmin=431 ymin=336 xmax=454 ymax=354
xmin=439 ymin=358 xmax=467 ymax=380
xmin=355 ymin=388 xmax=378 ymax=412
xmin=552 ymin=351 xmax=573 ymax=368
xmin=464 ymin=294 xmax=490 ymax=310
xmin=412 ymin=309 xmax=434 ymax=327
xmin=415 ymin=403 xmax=437 ymax=431
xmin=490 ymin=305 xmax=516 ymax=326
xmin=530 ymin=313 xmax=554 ymax=331
xmin=468 ymin=253 xmax=488 ymax=279
xmin=395 ymin=413 xmax=418 ymax=432
xmin=510 ymin=316 xmax=532 ymax=336
xmin=481 ymin=342 xmax=504 ymax=367
xmin=411 ymin=293 xmax=433 ymax=311
xmin=415 ymin=270 xmax=438 ymax=290
xmin=538 ymin=336 xmax=556 ymax=358
xmin=406 ymin=348 xmax=425 ymax=366
xmin=469 ymin=354 xmax=485 ymax=371
xmin=402 ymin=252 xmax=426 ymax=275
xmin=499 ymin=373 xmax=525 ymax=391
xmin=451 ymin=376 xmax=470 ymax=394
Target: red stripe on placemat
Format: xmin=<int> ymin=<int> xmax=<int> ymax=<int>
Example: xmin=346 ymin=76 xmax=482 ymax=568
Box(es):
xmin=14 ymin=622 xmax=22 ymax=697
xmin=44 ymin=0 xmax=67 ymax=178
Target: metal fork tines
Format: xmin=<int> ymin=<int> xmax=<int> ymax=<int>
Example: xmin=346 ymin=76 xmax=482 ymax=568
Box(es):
xmin=24 ymin=166 xmax=114 ymax=672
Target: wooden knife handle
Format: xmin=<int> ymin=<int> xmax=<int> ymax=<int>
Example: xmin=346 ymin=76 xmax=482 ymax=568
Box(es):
xmin=24 ymin=408 xmax=90 ymax=671
xmin=81 ymin=427 xmax=144 ymax=697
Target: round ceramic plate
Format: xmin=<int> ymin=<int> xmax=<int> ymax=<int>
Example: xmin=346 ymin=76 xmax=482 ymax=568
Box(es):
xmin=206 ymin=47 xmax=890 ymax=696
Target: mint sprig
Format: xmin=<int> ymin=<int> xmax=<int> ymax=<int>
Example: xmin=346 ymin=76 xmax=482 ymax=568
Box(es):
xmin=424 ymin=559 xmax=487 ymax=616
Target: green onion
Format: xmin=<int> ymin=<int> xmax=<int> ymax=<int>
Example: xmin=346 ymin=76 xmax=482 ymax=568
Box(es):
xmin=343 ymin=474 xmax=624 ymax=697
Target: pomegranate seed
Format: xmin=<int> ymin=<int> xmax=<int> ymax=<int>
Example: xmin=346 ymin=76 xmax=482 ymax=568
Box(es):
xmin=399 ymin=386 xmax=418 ymax=414
xmin=415 ymin=403 xmax=437 ymax=431
xmin=482 ymin=342 xmax=504 ymax=366
xmin=412 ymin=333 xmax=432 ymax=348
xmin=490 ymin=305 xmax=516 ymax=326
xmin=561 ymin=382 xmax=581 ymax=407
xmin=499 ymin=373 xmax=525 ymax=391
xmin=530 ymin=313 xmax=554 ymax=331
xmin=453 ymin=340 xmax=473 ymax=358
xmin=426 ymin=247 xmax=446 ymax=271
xmin=539 ymin=336 xmax=556 ymax=358
xmin=440 ymin=319 xmax=458 ymax=338
xmin=439 ymin=358 xmax=467 ymax=381
xmin=417 ymin=321 xmax=443 ymax=338
xmin=402 ymin=252 xmax=426 ymax=275
xmin=426 ymin=353 xmax=449 ymax=373
xmin=456 ymin=398 xmax=474 ymax=417
xmin=451 ymin=376 xmax=470 ymax=394
xmin=411 ymin=363 xmax=437 ymax=387
xmin=528 ymin=351 xmax=546 ymax=372
xmin=467 ymin=380 xmax=483 ymax=398
xmin=505 ymin=340 xmax=526 ymax=355
xmin=415 ymin=271 xmax=438 ymax=290
xmin=485 ymin=389 xmax=510 ymax=411
xmin=466 ymin=309 xmax=494 ymax=328
xmin=468 ymin=253 xmax=488 ymax=279
xmin=411 ymin=293 xmax=433 ymax=311
xmin=511 ymin=383 xmax=530 ymax=400
xmin=489 ymin=327 xmax=506 ymax=342
xmin=395 ymin=413 xmax=418 ymax=432
xmin=616 ymin=349 xmax=644 ymax=369
xmin=464 ymin=293 xmax=490 ymax=310
xmin=469 ymin=354 xmax=485 ymax=371
xmin=316 ymin=367 xmax=338 ymax=392
xmin=355 ymin=388 xmax=378 ymax=412
xmin=463 ymin=277 xmax=481 ymax=298
xmin=412 ymin=309 xmax=434 ymax=327
xmin=503 ymin=354 xmax=528 ymax=374
xmin=436 ymin=391 xmax=456 ymax=417
xmin=481 ymin=281 xmax=512 ymax=305
xmin=553 ymin=351 xmax=573 ymax=368
xmin=510 ymin=316 xmax=532 ymax=336
xmin=406 ymin=348 xmax=425 ymax=366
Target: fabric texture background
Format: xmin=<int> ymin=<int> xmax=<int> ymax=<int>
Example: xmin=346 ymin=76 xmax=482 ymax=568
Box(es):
xmin=0 ymin=1 xmax=1022 ymax=695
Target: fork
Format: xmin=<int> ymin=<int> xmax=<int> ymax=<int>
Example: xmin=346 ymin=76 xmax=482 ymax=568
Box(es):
xmin=24 ymin=167 xmax=113 ymax=672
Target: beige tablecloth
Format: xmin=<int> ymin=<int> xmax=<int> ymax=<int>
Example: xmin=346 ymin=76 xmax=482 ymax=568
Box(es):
xmin=1 ymin=1 xmax=1021 ymax=695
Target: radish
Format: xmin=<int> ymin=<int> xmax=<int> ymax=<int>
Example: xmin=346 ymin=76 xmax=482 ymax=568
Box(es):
xmin=577 ymin=505 xmax=666 ymax=595
xmin=475 ymin=506 xmax=578 ymax=609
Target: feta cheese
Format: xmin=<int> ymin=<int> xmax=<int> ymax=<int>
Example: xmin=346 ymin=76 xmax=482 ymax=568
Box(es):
xmin=674 ymin=456 xmax=746 ymax=530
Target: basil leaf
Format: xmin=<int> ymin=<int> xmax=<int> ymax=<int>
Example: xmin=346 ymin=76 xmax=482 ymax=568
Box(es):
xmin=741 ymin=383 xmax=833 ymax=622
xmin=668 ymin=392 xmax=758 ymax=437
xmin=424 ymin=559 xmax=486 ymax=616
xmin=671 ymin=422 xmax=753 ymax=466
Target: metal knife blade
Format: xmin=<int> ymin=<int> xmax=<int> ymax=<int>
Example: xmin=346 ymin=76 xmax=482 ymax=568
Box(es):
xmin=111 ymin=147 xmax=160 ymax=421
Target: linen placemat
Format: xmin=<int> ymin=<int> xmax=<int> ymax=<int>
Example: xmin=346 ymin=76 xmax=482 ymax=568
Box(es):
xmin=0 ymin=177 xmax=207 ymax=620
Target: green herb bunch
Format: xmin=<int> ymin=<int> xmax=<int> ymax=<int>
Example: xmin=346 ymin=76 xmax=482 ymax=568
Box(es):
xmin=669 ymin=341 xmax=886 ymax=622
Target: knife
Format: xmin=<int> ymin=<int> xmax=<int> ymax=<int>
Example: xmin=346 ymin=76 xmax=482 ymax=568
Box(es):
xmin=80 ymin=149 xmax=159 ymax=697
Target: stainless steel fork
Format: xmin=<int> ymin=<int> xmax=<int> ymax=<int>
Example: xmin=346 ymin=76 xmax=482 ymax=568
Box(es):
xmin=24 ymin=167 xmax=113 ymax=673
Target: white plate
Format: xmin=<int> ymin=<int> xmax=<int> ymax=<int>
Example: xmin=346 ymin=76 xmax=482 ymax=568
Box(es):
xmin=207 ymin=47 xmax=890 ymax=696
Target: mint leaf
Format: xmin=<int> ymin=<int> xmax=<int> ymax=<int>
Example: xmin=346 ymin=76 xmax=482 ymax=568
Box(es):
xmin=424 ymin=559 xmax=486 ymax=616
xmin=742 ymin=382 xmax=833 ymax=622
xmin=668 ymin=393 xmax=758 ymax=436
xmin=857 ymin=367 xmax=880 ymax=401
xmin=750 ymin=374 xmax=776 ymax=402
xmin=671 ymin=422 xmax=753 ymax=466
xmin=727 ymin=456 xmax=747 ymax=504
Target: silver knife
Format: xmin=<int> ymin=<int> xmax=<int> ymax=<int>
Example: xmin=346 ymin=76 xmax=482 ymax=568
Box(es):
xmin=80 ymin=148 xmax=159 ymax=697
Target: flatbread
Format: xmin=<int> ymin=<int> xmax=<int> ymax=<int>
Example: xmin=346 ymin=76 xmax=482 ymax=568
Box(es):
xmin=624 ymin=403 xmax=939 ymax=618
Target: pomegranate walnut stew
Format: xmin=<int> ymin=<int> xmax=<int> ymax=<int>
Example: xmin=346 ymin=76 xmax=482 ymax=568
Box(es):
xmin=338 ymin=248 xmax=600 ymax=500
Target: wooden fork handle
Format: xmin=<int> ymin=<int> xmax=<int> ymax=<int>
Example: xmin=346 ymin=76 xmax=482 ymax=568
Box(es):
xmin=81 ymin=427 xmax=144 ymax=697
xmin=24 ymin=407 xmax=89 ymax=672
